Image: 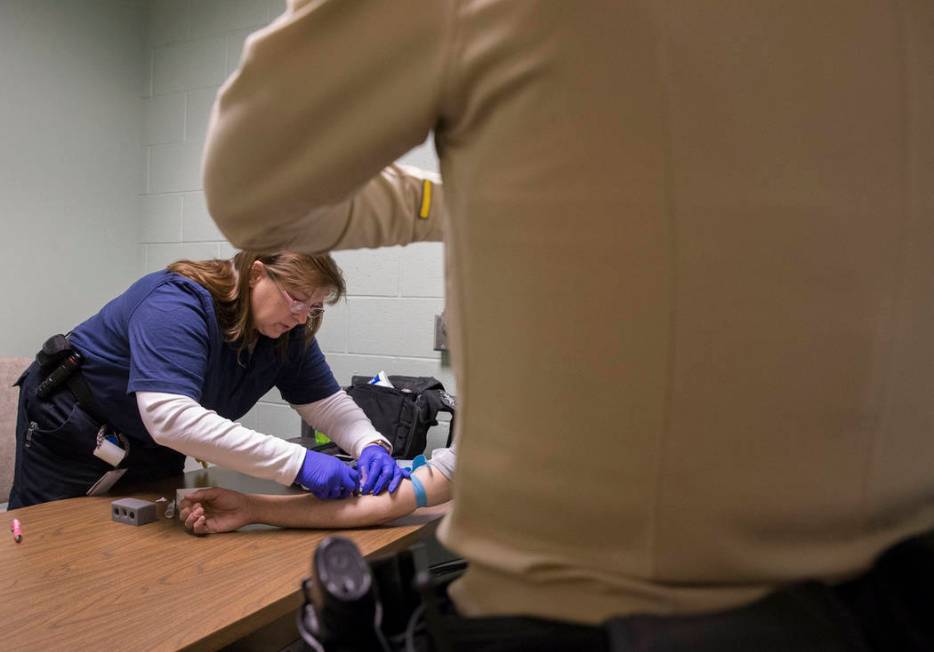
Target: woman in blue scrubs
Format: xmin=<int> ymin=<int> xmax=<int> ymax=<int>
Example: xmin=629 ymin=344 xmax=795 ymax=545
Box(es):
xmin=8 ymin=251 xmax=403 ymax=508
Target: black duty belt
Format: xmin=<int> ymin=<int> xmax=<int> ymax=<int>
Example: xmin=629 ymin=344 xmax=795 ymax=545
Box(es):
xmin=35 ymin=334 xmax=106 ymax=425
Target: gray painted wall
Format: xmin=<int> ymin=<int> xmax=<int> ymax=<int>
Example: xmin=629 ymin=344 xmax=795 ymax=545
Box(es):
xmin=0 ymin=0 xmax=146 ymax=356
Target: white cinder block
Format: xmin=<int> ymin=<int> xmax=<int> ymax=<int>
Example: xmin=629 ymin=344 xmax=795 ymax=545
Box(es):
xmin=254 ymin=401 xmax=302 ymax=438
xmin=141 ymin=148 xmax=151 ymax=194
xmin=185 ymin=87 xmax=219 ymax=143
xmin=143 ymin=92 xmax=185 ymax=145
xmin=217 ymin=242 xmax=238 ymax=259
xmin=387 ymin=357 xmax=457 ymax=397
xmin=322 ymin=353 xmax=398 ymax=387
xmin=397 ymin=136 xmax=440 ymax=173
xmin=68 ymin=194 xmax=138 ymax=248
xmin=149 ymin=142 xmax=204 ymax=193
xmin=348 ymin=298 xmax=444 ymax=358
xmin=226 ymin=28 xmax=255 ymax=77
xmin=143 ymin=50 xmax=154 ymax=99
xmin=315 ymin=299 xmax=348 ymax=353
xmin=260 ymin=387 xmax=286 ymax=405
xmin=145 ymin=242 xmax=219 ymax=273
xmin=426 ymin=422 xmax=451 ymax=455
xmin=334 ymin=248 xmax=400 ymax=297
xmin=63 ymin=142 xmax=139 ymax=197
xmin=266 ymin=0 xmax=286 ymax=22
xmin=190 ymin=0 xmax=268 ymax=39
xmin=139 ymin=194 xmax=183 ymax=243
xmin=240 ymin=405 xmax=261 ymax=431
xmin=182 ymin=191 xmax=224 ymax=241
xmin=148 ymin=0 xmax=188 ymax=48
xmin=400 ymin=242 xmax=445 ymax=297
xmin=153 ymin=37 xmax=227 ymax=95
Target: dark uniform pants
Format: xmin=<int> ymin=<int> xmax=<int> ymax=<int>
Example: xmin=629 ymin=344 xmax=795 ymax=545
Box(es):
xmin=7 ymin=362 xmax=184 ymax=509
xmin=432 ymin=533 xmax=934 ymax=652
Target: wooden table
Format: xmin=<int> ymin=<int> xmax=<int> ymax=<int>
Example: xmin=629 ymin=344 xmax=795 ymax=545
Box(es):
xmin=0 ymin=468 xmax=448 ymax=651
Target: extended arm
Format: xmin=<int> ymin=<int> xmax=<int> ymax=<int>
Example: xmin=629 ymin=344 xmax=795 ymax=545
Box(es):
xmin=137 ymin=391 xmax=306 ymax=486
xmin=293 ymin=390 xmax=404 ymax=494
xmin=292 ymin=390 xmax=388 ymax=459
xmin=180 ymin=464 xmax=452 ymax=534
xmin=137 ymin=392 xmax=358 ymax=498
xmin=202 ymin=0 xmax=452 ymax=254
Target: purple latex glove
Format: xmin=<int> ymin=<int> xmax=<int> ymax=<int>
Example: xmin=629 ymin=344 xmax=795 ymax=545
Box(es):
xmin=294 ymin=450 xmax=359 ymax=500
xmin=358 ymin=443 xmax=404 ymax=495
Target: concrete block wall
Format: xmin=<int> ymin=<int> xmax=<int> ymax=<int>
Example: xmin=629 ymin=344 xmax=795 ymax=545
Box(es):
xmin=142 ymin=0 xmax=452 ymax=457
xmin=139 ymin=0 xmax=267 ymax=271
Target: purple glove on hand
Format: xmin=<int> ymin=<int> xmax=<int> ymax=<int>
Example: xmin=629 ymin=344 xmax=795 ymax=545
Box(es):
xmin=295 ymin=450 xmax=359 ymax=500
xmin=358 ymin=443 xmax=404 ymax=495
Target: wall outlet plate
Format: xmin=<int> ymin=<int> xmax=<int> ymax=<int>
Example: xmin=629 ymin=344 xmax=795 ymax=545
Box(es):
xmin=111 ymin=498 xmax=157 ymax=526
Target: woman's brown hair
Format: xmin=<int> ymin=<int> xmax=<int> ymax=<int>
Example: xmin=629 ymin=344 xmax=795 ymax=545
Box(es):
xmin=167 ymin=251 xmax=345 ymax=357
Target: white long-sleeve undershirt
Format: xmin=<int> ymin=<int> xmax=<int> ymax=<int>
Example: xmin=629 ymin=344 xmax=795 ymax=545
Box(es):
xmin=428 ymin=443 xmax=457 ymax=480
xmin=136 ymin=390 xmax=388 ymax=486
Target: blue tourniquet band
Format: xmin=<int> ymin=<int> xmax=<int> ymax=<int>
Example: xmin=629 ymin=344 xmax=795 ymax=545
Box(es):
xmin=410 ymin=473 xmax=428 ymax=508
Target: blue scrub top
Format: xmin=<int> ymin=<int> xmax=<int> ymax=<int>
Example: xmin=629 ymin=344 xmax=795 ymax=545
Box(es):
xmin=69 ymin=271 xmax=340 ymax=445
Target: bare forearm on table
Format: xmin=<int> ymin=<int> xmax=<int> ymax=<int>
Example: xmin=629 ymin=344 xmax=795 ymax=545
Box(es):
xmin=247 ymin=467 xmax=451 ymax=528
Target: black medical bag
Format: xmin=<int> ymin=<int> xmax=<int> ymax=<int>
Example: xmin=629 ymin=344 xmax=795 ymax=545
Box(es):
xmin=345 ymin=375 xmax=455 ymax=459
xmin=300 ymin=375 xmax=455 ymax=459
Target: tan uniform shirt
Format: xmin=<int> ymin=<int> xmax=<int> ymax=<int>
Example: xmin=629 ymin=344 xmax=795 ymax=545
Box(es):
xmin=203 ymin=0 xmax=934 ymax=624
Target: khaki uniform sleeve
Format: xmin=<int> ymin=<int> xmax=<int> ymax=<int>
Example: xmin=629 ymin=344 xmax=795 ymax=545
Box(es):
xmin=202 ymin=0 xmax=452 ymax=253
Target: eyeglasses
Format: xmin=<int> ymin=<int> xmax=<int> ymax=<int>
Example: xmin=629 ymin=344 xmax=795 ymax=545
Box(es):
xmin=269 ymin=274 xmax=325 ymax=318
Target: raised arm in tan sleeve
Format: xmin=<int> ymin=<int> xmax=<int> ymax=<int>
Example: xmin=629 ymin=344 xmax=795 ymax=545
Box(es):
xmin=202 ymin=0 xmax=452 ymax=254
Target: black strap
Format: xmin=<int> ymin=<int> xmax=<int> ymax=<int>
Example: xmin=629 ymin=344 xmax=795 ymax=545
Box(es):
xmin=423 ymin=389 xmax=456 ymax=447
xmin=65 ymin=371 xmax=106 ymax=426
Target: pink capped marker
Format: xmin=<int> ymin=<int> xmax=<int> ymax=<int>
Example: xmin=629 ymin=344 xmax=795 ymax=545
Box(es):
xmin=10 ymin=518 xmax=22 ymax=544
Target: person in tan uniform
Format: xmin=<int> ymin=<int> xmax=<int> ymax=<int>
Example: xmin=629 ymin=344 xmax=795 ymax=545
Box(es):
xmin=202 ymin=0 xmax=934 ymax=647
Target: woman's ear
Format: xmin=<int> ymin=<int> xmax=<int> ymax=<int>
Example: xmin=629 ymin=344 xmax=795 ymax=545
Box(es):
xmin=249 ymin=261 xmax=265 ymax=287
